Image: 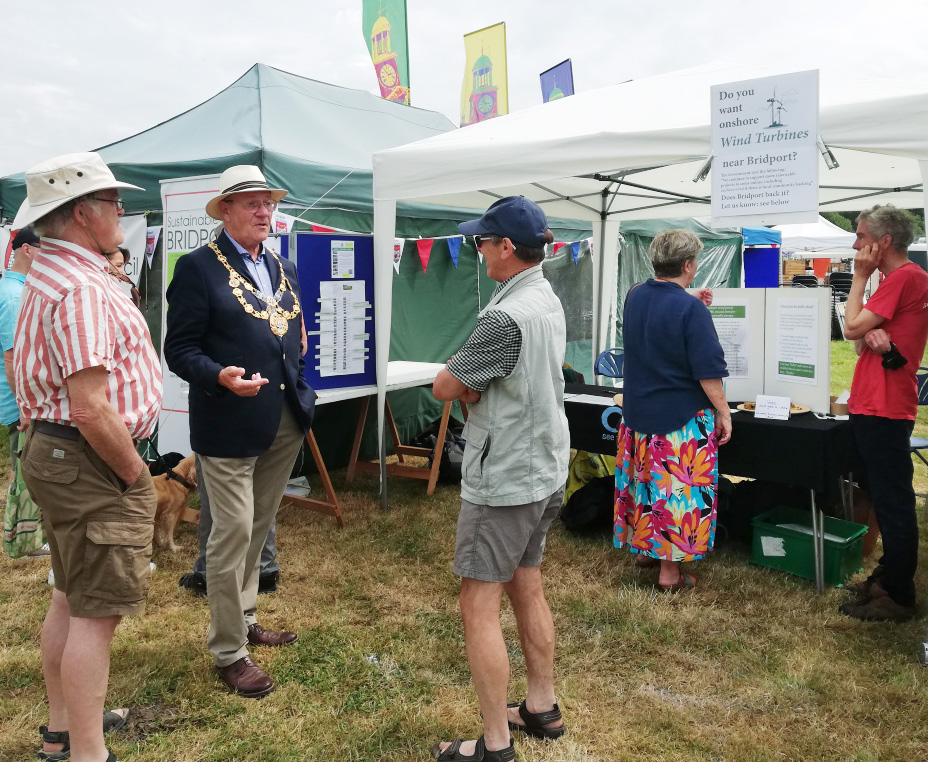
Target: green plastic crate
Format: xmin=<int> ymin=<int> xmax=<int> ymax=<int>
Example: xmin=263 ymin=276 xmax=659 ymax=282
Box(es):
xmin=750 ymin=506 xmax=868 ymax=587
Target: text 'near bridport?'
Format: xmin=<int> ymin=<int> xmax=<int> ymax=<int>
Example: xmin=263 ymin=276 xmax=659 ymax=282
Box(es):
xmin=710 ymin=70 xmax=819 ymax=227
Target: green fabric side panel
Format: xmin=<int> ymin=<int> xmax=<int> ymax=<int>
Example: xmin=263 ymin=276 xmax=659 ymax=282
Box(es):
xmin=614 ymin=226 xmax=743 ymax=349
xmin=386 ymin=237 xmax=489 ymax=444
xmin=542 ymin=242 xmax=594 ymax=379
xmin=564 ymin=339 xmax=593 ymax=383
xmin=384 ymin=239 xmax=596 ymax=441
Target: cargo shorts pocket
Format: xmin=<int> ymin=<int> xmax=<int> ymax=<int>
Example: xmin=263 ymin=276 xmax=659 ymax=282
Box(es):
xmin=21 ymin=456 xmax=79 ymax=485
xmin=83 ymin=521 xmax=154 ymax=602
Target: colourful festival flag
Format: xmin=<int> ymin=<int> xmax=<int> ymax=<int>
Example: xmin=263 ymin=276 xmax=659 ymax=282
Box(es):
xmin=460 ymin=22 xmax=508 ymax=127
xmin=416 ymin=238 xmax=433 ymax=273
xmin=540 ymin=59 xmax=575 ymax=103
xmin=571 ymin=241 xmax=580 ymax=264
xmin=447 ymin=237 xmax=462 ymax=269
xmin=362 ymin=0 xmax=411 ymax=106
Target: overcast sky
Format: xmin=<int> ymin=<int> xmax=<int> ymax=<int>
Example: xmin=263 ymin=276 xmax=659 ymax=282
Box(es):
xmin=1 ymin=0 xmax=926 ymax=177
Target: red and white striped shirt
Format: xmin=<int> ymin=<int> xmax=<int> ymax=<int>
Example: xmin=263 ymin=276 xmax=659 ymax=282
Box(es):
xmin=14 ymin=238 xmax=162 ymax=439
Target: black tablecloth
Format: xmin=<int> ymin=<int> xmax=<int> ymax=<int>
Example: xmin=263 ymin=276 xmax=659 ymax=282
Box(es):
xmin=563 ymin=383 xmax=622 ymax=453
xmin=564 ymin=389 xmax=855 ymax=506
xmin=720 ymin=406 xmax=854 ymax=505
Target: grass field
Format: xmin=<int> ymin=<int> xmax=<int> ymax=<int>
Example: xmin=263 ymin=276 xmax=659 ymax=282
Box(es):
xmin=1 ymin=340 xmax=927 ymax=761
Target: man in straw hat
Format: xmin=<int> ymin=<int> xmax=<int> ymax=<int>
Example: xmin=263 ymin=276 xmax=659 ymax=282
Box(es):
xmin=12 ymin=152 xmax=162 ymax=762
xmin=164 ymin=165 xmax=316 ymax=698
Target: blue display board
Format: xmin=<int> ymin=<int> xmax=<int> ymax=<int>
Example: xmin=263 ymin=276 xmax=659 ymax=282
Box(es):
xmin=291 ymin=232 xmax=376 ymax=391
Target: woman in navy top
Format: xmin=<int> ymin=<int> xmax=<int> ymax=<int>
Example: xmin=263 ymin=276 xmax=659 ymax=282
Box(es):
xmin=614 ymin=230 xmax=731 ymax=590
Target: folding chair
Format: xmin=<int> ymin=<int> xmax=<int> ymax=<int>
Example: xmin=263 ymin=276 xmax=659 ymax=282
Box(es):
xmin=594 ymin=348 xmax=624 ymax=380
xmin=910 ymin=367 xmax=928 ymax=511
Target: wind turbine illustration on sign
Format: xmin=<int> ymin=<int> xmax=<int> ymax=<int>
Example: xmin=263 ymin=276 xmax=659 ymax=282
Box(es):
xmin=766 ymin=87 xmax=787 ymax=128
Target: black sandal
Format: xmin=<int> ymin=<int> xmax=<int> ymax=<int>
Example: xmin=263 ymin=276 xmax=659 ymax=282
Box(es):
xmin=507 ymin=699 xmax=566 ymax=740
xmin=37 ymin=727 xmax=69 ymax=762
xmin=37 ymin=710 xmax=130 ymax=760
xmin=430 ymin=735 xmax=515 ymax=761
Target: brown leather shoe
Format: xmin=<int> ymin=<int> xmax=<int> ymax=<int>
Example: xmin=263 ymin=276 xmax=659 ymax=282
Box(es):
xmin=839 ymin=584 xmax=918 ymax=622
xmin=247 ymin=623 xmax=298 ymax=647
xmin=216 ymin=655 xmax=274 ymax=698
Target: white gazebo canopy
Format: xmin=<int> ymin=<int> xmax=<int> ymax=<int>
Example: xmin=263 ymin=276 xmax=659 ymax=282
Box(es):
xmin=370 ymin=62 xmax=928 ymax=498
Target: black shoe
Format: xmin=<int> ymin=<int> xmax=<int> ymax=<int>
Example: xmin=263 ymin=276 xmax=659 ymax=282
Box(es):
xmin=258 ymin=571 xmax=279 ymax=594
xmin=179 ymin=572 xmax=207 ymax=597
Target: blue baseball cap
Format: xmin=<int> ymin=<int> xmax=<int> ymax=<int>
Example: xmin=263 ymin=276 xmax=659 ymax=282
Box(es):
xmin=458 ymin=196 xmax=549 ymax=248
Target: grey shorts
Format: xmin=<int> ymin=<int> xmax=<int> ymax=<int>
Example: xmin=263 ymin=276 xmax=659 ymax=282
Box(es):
xmin=21 ymin=426 xmax=156 ymax=618
xmin=453 ymin=489 xmax=564 ymax=583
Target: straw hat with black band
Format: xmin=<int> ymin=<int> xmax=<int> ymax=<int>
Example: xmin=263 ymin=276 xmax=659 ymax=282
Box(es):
xmin=205 ymin=166 xmax=288 ymax=221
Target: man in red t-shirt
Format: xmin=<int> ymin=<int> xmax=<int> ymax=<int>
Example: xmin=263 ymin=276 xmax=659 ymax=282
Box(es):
xmin=840 ymin=205 xmax=928 ymax=622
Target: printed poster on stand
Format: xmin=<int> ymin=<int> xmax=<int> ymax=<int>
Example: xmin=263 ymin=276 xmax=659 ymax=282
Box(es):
xmin=158 ymin=174 xmax=221 ymax=455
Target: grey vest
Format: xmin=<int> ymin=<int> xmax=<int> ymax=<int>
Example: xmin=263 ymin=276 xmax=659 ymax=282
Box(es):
xmin=460 ymin=267 xmax=570 ymax=506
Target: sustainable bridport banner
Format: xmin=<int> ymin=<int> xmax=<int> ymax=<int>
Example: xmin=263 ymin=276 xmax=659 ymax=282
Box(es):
xmin=711 ymin=70 xmax=819 ymax=227
xmin=158 ymin=174 xmax=221 ymax=455
xmin=362 ymin=0 xmax=410 ymax=105
xmin=460 ymin=22 xmax=508 ymax=126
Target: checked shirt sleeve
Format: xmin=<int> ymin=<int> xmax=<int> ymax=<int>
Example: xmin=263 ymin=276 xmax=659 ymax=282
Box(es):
xmin=446 ymin=310 xmax=522 ymax=392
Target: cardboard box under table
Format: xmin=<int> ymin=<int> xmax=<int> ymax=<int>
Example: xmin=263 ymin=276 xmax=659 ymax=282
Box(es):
xmin=751 ymin=506 xmax=867 ymax=587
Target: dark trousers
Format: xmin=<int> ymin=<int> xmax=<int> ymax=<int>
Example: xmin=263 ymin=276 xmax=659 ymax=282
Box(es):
xmin=851 ymin=414 xmax=918 ymax=606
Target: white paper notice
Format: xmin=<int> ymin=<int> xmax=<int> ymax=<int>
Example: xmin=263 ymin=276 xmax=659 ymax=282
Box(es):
xmin=761 ymin=536 xmax=787 ymax=557
xmin=711 ymin=70 xmax=819 ymax=225
xmin=709 ymin=301 xmax=750 ymax=378
xmin=776 ymin=298 xmax=818 ymax=385
xmin=330 ymin=241 xmax=355 ymax=279
xmin=754 ymin=394 xmax=791 ymax=420
xmin=318 ymin=280 xmax=367 ymax=376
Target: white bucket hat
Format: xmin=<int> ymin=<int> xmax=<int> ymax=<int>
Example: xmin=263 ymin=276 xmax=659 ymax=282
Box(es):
xmin=12 ymin=152 xmax=143 ymax=229
xmin=205 ymin=165 xmax=288 ymax=220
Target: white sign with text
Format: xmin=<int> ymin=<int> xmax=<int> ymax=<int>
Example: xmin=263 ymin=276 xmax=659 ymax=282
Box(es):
xmin=753 ymin=394 xmax=792 ymax=420
xmin=711 ymin=70 xmax=819 ymax=227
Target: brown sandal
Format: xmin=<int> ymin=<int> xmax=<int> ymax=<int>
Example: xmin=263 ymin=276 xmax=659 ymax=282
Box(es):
xmin=659 ymin=572 xmax=697 ymax=592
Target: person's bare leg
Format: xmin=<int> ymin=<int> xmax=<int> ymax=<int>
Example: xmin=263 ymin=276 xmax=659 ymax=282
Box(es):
xmin=40 ymin=589 xmax=71 ymax=755
xmin=658 ymin=560 xmax=681 ymax=587
xmin=503 ymin=565 xmax=562 ymax=730
xmin=435 ymin=578 xmax=510 ymax=756
xmin=61 ymin=614 xmax=121 ymax=762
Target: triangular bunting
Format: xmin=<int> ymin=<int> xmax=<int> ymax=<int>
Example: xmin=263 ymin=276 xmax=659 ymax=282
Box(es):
xmin=311 ymin=224 xmax=334 ymax=233
xmin=393 ymin=238 xmax=404 ymax=274
xmin=571 ymin=241 xmax=580 ymax=265
xmin=447 ymin=237 xmax=462 ymax=269
xmin=416 ymin=238 xmax=434 ymax=273
xmin=273 ymin=211 xmax=297 ymax=234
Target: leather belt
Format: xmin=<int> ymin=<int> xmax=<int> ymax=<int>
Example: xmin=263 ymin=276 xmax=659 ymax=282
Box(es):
xmin=34 ymin=420 xmax=81 ymax=441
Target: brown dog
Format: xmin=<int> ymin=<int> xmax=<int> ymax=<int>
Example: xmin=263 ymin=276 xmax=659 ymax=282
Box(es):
xmin=152 ymin=454 xmax=197 ymax=552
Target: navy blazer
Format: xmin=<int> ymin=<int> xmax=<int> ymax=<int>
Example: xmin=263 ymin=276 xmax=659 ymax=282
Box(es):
xmin=164 ymin=231 xmax=316 ymax=457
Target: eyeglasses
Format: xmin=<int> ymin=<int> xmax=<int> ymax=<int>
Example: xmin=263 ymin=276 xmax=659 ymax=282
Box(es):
xmin=88 ymin=196 xmax=125 ymax=211
xmin=228 ymin=199 xmax=278 ymax=213
xmin=474 ymin=234 xmax=503 ymax=248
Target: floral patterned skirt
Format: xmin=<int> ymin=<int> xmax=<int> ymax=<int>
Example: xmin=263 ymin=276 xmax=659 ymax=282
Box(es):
xmin=614 ymin=408 xmax=718 ymax=562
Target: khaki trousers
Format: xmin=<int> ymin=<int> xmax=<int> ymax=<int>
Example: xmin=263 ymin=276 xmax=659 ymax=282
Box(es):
xmin=199 ymin=405 xmax=304 ymax=667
